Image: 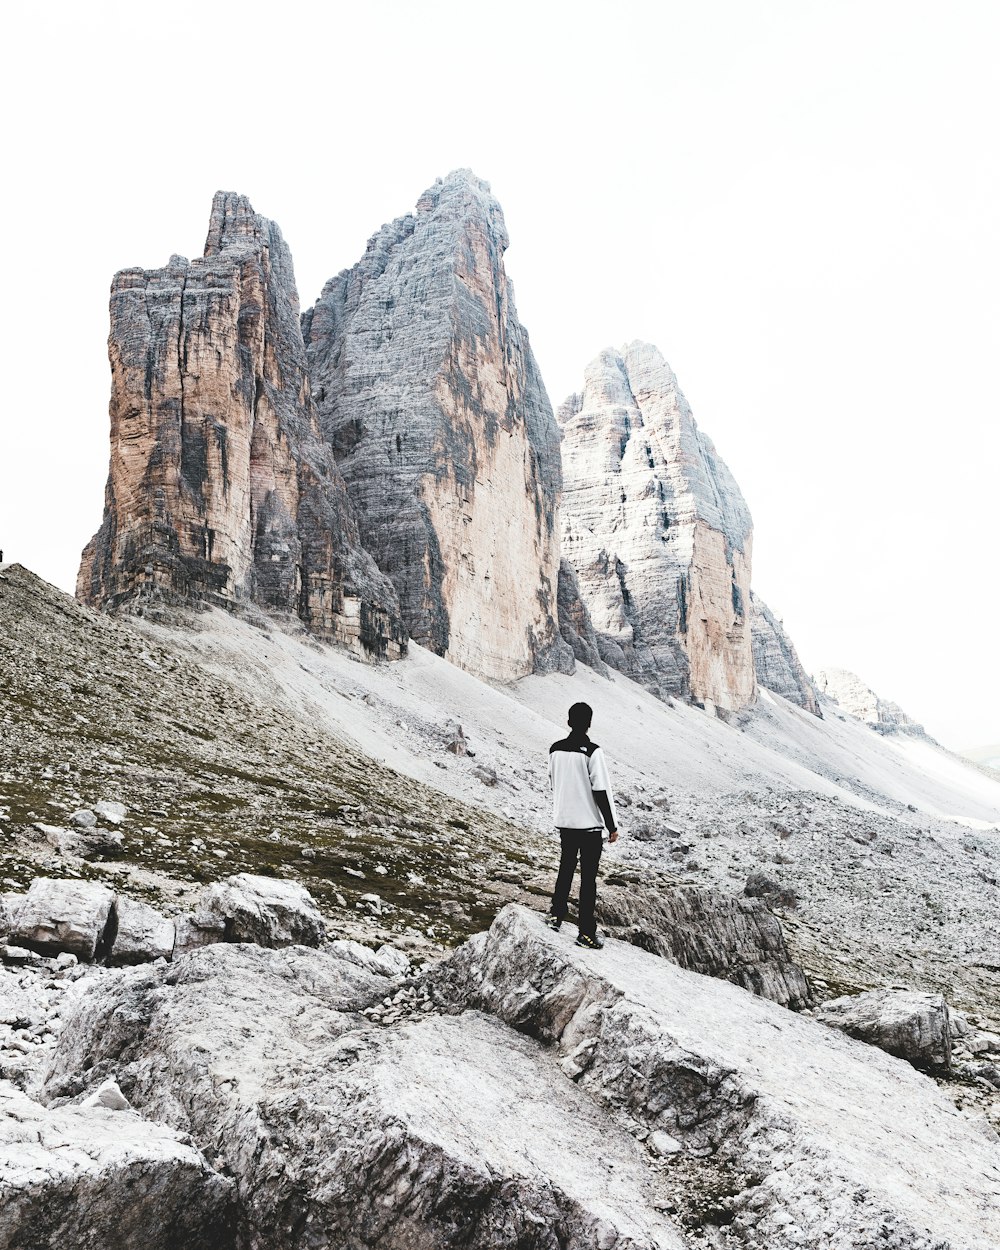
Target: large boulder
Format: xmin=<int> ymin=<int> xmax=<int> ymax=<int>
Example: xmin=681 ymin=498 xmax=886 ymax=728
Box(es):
xmin=42 ymin=942 xmax=681 ymax=1248
xmin=0 ymin=1080 xmax=233 ymax=1250
xmin=427 ymin=906 xmax=1000 ymax=1248
xmin=196 ymin=873 xmax=326 ymax=947
xmin=813 ymin=989 xmax=952 ymax=1071
xmin=109 ymin=897 xmax=176 ymax=966
xmin=8 ymin=878 xmax=115 ymax=961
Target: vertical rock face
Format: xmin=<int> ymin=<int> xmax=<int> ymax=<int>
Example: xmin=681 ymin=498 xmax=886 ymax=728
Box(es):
xmin=556 ymin=559 xmax=608 ymax=675
xmin=558 ymin=342 xmax=755 ymax=712
xmin=751 ymin=592 xmax=822 ymax=715
xmin=303 ymin=170 xmax=572 ymax=683
xmin=817 ymin=668 xmax=926 ymax=736
xmin=78 ymin=193 xmax=404 ymax=658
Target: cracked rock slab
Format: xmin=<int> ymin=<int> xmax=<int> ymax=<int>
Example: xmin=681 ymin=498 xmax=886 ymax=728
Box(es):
xmin=0 ymin=1080 xmax=233 ymax=1250
xmin=430 ymin=905 xmax=1000 ymax=1249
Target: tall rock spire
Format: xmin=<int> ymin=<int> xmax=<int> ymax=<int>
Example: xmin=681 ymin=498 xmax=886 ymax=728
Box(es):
xmin=558 ymin=342 xmax=755 ymax=712
xmin=303 ymin=170 xmax=572 ymax=683
xmin=78 ymin=193 xmax=404 ymax=657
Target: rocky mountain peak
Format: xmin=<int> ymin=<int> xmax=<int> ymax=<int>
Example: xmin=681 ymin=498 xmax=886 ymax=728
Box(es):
xmin=78 ymin=193 xmax=404 ymax=657
xmin=204 ymin=190 xmax=271 ymax=255
xmin=414 ymin=168 xmax=509 ymax=245
xmin=303 ymin=172 xmax=571 ymax=682
xmin=818 ymin=668 xmax=927 ymax=736
xmin=558 ymin=341 xmax=755 ymax=712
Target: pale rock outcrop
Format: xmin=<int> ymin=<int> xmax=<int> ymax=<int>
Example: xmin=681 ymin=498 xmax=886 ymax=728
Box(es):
xmin=559 ymin=343 xmax=755 ymax=712
xmin=42 ymin=943 xmax=681 ymax=1248
xmin=0 ymin=1080 xmax=233 ymax=1250
xmin=750 ymin=592 xmax=821 ymax=715
xmin=814 ymin=989 xmax=952 ymax=1071
xmin=817 ymin=668 xmax=927 ymax=735
xmin=303 ymin=170 xmax=573 ymax=682
xmin=9 ymin=879 xmax=114 ymax=962
xmin=79 ymin=192 xmax=405 ymax=658
xmin=109 ymin=896 xmax=176 ymax=966
xmin=429 ymin=907 xmax=1000 ymax=1248
xmin=195 ymin=873 xmax=326 ymax=947
xmin=598 ymin=882 xmax=811 ymax=1009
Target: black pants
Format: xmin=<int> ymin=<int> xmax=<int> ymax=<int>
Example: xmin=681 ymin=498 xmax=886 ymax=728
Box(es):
xmin=551 ymin=827 xmax=603 ymax=938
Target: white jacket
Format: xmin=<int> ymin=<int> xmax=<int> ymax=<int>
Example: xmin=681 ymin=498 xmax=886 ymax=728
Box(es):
xmin=548 ymin=734 xmax=618 ymax=833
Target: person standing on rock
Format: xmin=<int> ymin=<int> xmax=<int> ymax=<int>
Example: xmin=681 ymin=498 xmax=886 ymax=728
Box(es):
xmin=546 ymin=702 xmax=618 ymax=949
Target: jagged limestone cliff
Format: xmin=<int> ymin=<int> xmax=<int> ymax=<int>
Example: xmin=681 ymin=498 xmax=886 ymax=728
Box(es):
xmin=303 ymin=170 xmax=572 ymax=683
xmin=78 ymin=193 xmax=404 ymax=657
xmin=558 ymin=342 xmax=755 ymax=712
xmin=751 ymin=593 xmax=821 ymax=715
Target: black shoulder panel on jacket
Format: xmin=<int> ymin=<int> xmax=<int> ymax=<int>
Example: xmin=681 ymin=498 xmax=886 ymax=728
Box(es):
xmin=550 ymin=736 xmax=598 ymax=756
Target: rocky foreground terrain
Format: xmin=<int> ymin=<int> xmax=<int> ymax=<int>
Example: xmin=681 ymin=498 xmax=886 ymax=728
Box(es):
xmin=4 ymin=558 xmax=1000 ymax=1246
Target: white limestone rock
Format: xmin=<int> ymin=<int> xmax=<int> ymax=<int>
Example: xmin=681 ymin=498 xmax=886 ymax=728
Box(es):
xmin=8 ymin=878 xmax=115 ymax=961
xmin=750 ymin=591 xmax=821 ymax=715
xmin=196 ymin=873 xmax=326 ymax=947
xmin=559 ymin=343 xmax=755 ymax=712
xmin=0 ymin=894 xmax=23 ymax=938
xmin=429 ymin=906 xmax=1000 ymax=1248
xmin=80 ymin=1076 xmax=131 ymax=1110
xmin=817 ymin=667 xmax=927 ymax=736
xmin=44 ymin=824 xmax=124 ymax=860
xmin=171 ymin=908 xmax=227 ymax=959
xmin=303 ymin=170 xmax=573 ymax=683
xmin=42 ymin=942 xmax=684 ymax=1249
xmin=326 ymin=938 xmax=410 ymax=979
xmin=813 ymin=988 xmax=952 ymax=1070
xmin=0 ymin=1080 xmax=232 ymax=1250
xmin=109 ymin=896 xmax=175 ymax=966
xmin=94 ymin=800 xmax=128 ymax=825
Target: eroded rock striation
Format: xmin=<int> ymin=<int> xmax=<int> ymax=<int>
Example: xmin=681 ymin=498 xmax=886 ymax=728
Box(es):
xmin=78 ymin=192 xmax=404 ymax=658
xmin=558 ymin=343 xmax=755 ymax=712
xmin=598 ymin=881 xmax=811 ymax=1009
xmin=750 ymin=592 xmax=821 ymax=715
xmin=303 ymin=170 xmax=572 ymax=682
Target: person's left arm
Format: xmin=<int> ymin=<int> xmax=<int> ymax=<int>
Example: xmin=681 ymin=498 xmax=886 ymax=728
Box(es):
xmin=588 ymin=748 xmax=619 ymax=841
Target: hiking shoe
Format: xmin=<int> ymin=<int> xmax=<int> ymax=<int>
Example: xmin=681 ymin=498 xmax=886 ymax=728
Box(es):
xmin=544 ymin=914 xmax=562 ymax=931
xmin=575 ymin=932 xmax=604 ymax=950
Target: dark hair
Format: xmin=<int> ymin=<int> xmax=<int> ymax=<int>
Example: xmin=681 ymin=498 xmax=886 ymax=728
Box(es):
xmin=568 ymin=702 xmax=593 ymax=731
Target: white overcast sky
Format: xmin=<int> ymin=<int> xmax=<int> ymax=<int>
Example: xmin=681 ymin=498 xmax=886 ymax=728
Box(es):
xmin=2 ymin=0 xmax=998 ymax=751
